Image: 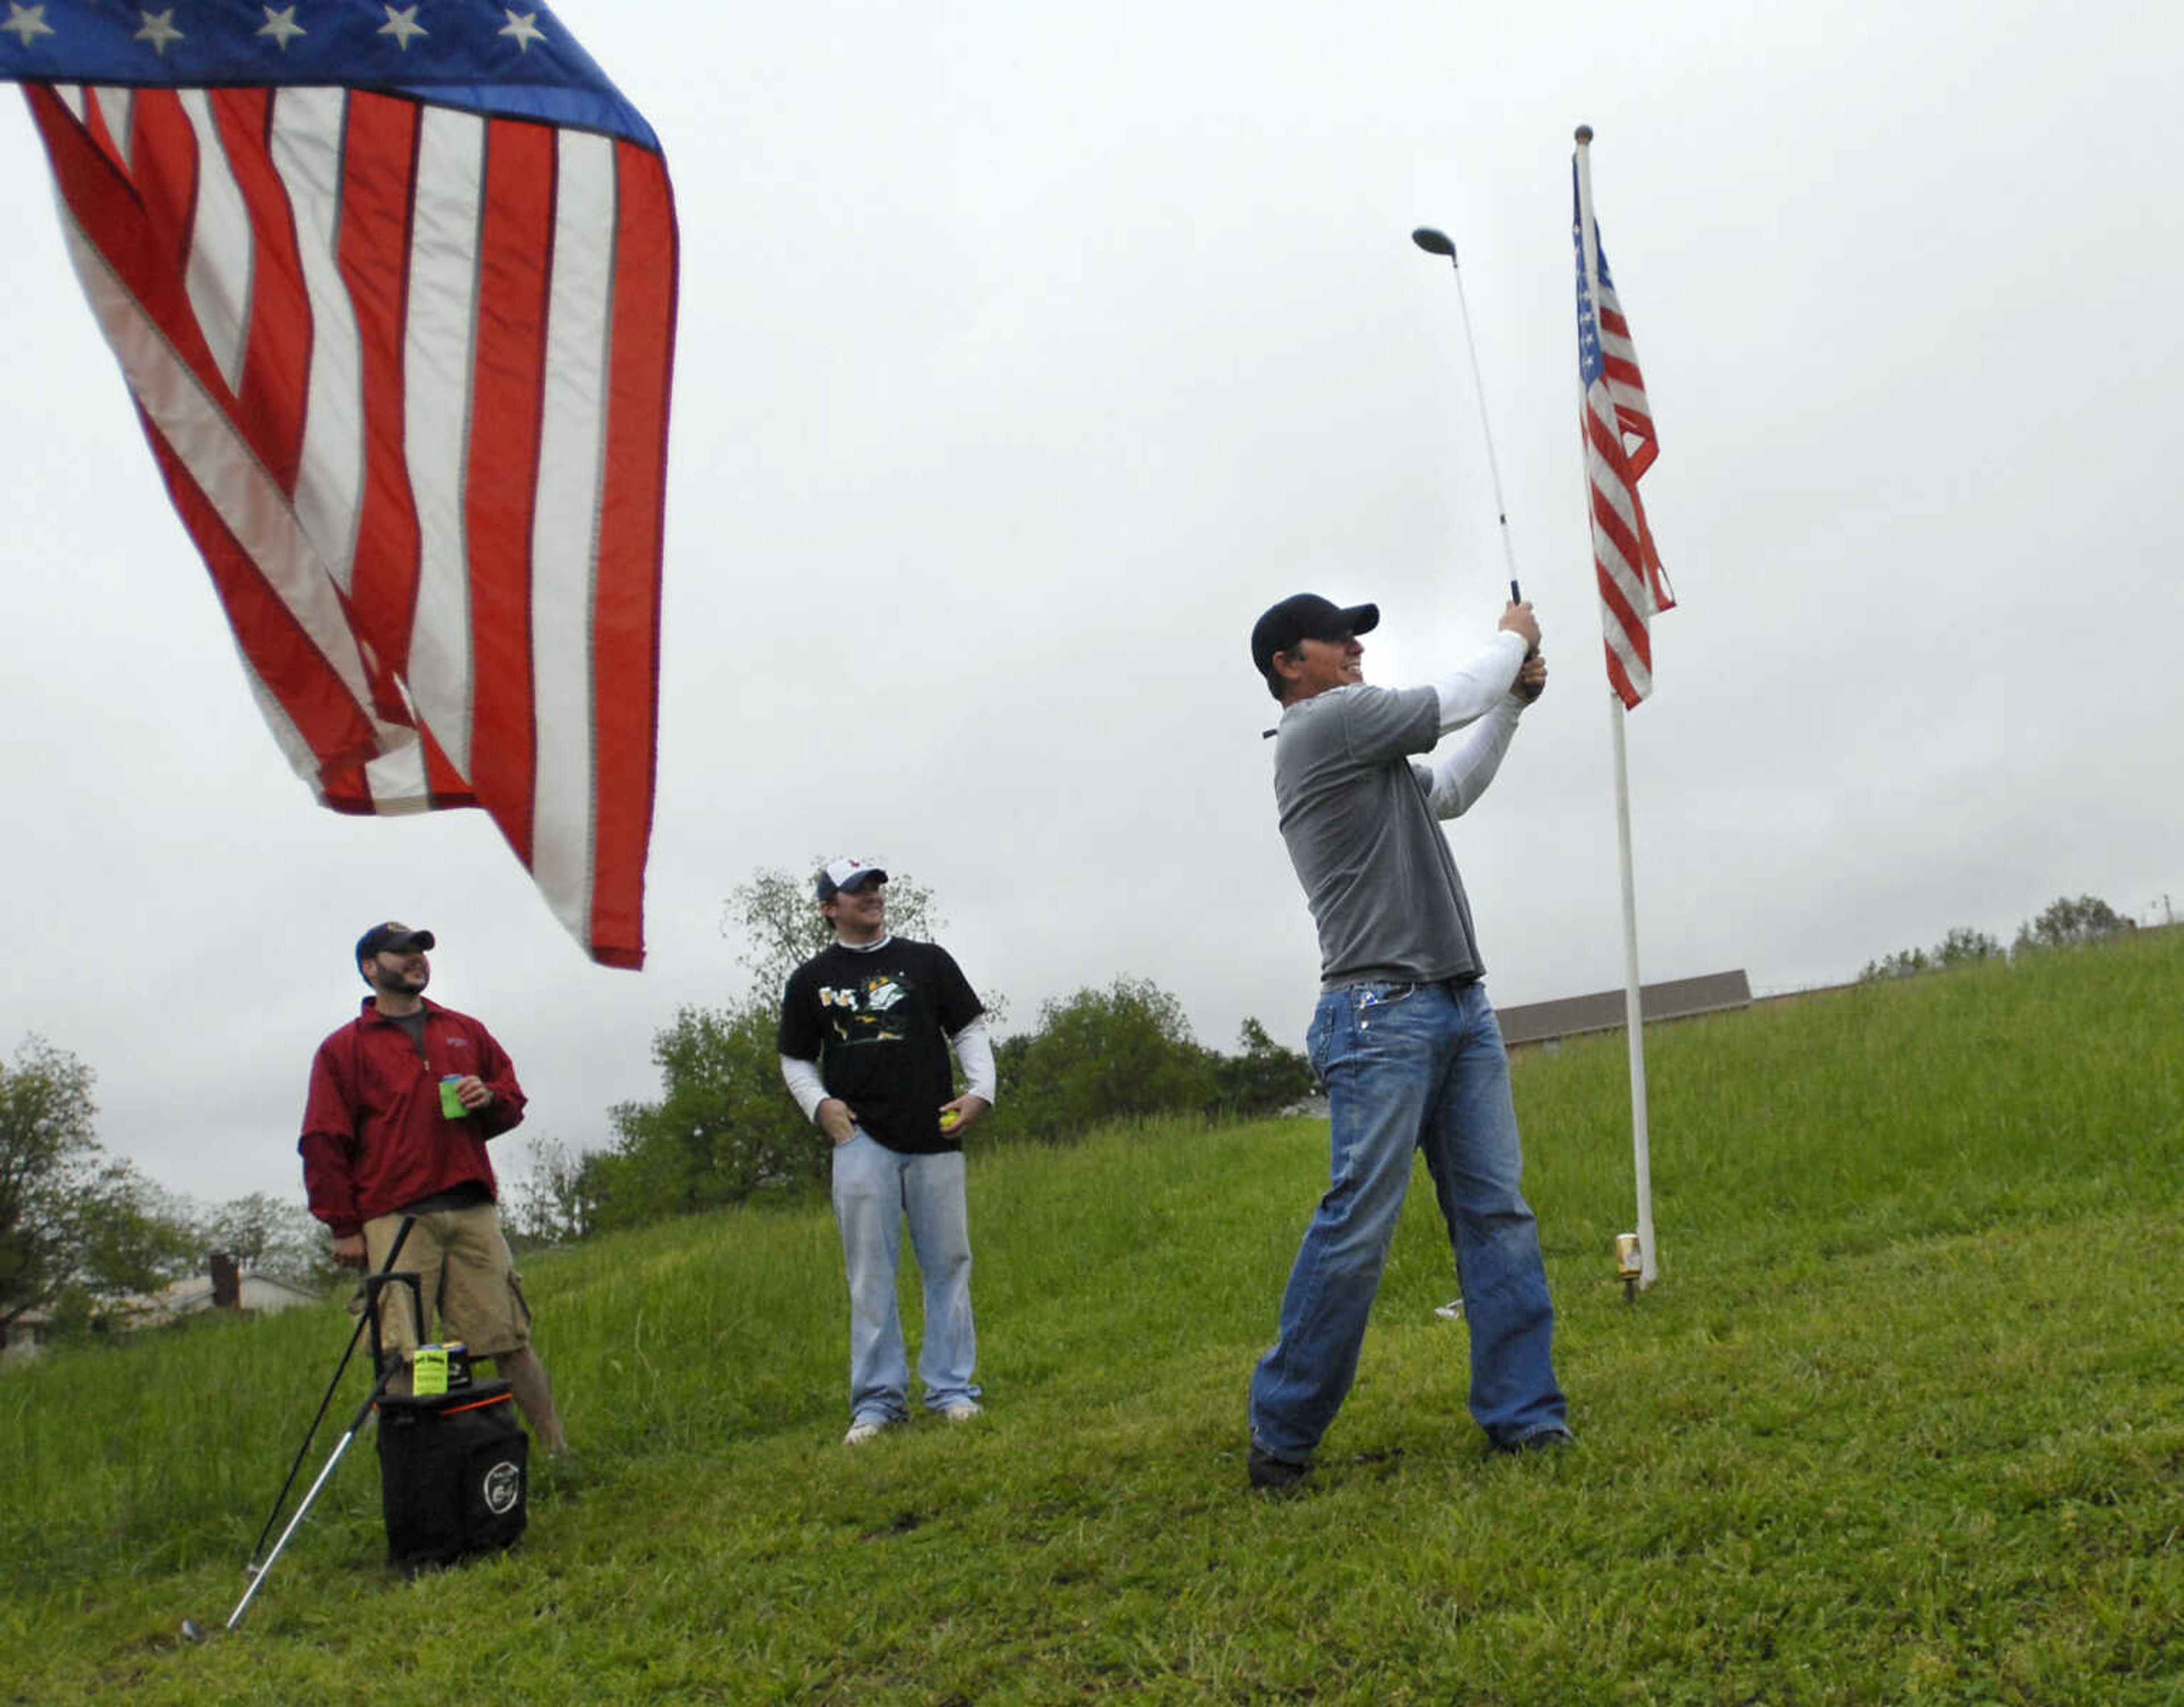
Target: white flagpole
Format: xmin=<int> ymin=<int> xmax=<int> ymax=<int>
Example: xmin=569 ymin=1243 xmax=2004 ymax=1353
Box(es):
xmin=1575 ymin=125 xmax=1658 ymax=1290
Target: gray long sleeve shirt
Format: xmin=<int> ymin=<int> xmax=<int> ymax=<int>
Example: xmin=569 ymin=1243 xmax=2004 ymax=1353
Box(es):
xmin=1272 ymin=632 xmax=1528 ymax=988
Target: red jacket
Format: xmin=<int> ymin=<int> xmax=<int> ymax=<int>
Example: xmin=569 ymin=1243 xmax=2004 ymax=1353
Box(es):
xmin=299 ymin=997 xmax=527 ymax=1237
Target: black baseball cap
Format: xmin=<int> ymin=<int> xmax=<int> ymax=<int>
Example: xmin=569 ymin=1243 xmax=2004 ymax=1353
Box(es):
xmin=355 ymin=921 xmax=436 ymax=963
xmin=1250 ymin=593 xmax=1380 ymax=678
xmin=815 ymin=858 xmax=888 ymax=902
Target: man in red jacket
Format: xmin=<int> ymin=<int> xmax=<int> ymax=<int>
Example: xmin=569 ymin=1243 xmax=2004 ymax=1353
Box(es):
xmin=300 ymin=921 xmax=569 ymax=1455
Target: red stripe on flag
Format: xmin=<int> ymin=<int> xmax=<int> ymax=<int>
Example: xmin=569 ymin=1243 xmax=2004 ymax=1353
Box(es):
xmin=321 ymin=720 xmax=469 ymax=814
xmin=585 ymin=140 xmax=677 ymax=969
xmin=1592 ymin=525 xmax=1652 ymax=664
xmin=208 ymin=88 xmax=313 ymax=498
xmin=72 ymin=85 xmax=129 ymax=177
xmin=422 ymin=720 xmax=471 ymax=801
xmin=1586 ymin=424 xmax=1647 ymax=571
xmin=333 ymin=92 xmax=425 ymax=714
xmin=136 ymin=416 xmax=384 ymax=771
xmin=1586 ymin=372 xmax=1660 ymax=711
xmin=463 ymin=115 xmax=555 ymax=861
xmin=26 ymin=88 xmax=224 ymax=400
xmin=121 ymin=90 xmax=200 ymax=280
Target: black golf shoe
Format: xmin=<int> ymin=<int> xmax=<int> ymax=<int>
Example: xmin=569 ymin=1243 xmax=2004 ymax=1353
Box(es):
xmin=1492 ymin=1426 xmax=1574 ymax=1456
xmin=1247 ymin=1443 xmax=1312 ymax=1495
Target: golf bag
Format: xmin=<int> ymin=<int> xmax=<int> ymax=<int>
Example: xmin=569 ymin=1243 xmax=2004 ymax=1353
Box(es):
xmin=367 ymin=1271 xmax=528 ymax=1572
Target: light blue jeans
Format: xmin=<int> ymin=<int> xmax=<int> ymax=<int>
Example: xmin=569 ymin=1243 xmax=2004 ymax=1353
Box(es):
xmin=831 ymin=1132 xmax=980 ymax=1424
xmin=1250 ymin=979 xmax=1564 ymax=1460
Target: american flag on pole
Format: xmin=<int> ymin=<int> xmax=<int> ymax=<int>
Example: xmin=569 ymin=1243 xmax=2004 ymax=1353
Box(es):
xmin=2 ymin=2 xmax=677 ymax=968
xmin=1574 ymin=169 xmax=1673 ymax=710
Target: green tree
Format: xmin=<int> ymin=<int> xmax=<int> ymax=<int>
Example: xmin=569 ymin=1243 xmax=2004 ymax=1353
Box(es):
xmin=1211 ymin=1018 xmax=1316 ymax=1117
xmin=2013 ymin=894 xmax=2133 ymax=954
xmin=1859 ymin=948 xmax=1930 ymax=983
xmin=998 ymin=978 xmax=1219 ymax=1142
xmin=507 ymin=1137 xmax=606 ymax=1246
xmin=195 ymin=1192 xmax=342 ymax=1292
xmin=1932 ymin=926 xmax=2004 ymax=969
xmin=591 ymin=1001 xmax=826 ymax=1229
xmin=0 ymin=1037 xmax=94 ymax=1327
xmin=0 ymin=1037 xmax=193 ymax=1331
xmin=1863 ymin=926 xmax=2006 ymax=983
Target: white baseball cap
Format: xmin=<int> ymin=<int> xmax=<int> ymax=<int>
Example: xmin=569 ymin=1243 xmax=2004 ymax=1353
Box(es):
xmin=815 ymin=857 xmax=888 ymax=901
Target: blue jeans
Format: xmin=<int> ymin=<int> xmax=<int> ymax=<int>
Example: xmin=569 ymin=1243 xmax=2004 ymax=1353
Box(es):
xmin=1249 ymin=979 xmax=1564 ymax=1459
xmin=831 ymin=1132 xmax=980 ymax=1423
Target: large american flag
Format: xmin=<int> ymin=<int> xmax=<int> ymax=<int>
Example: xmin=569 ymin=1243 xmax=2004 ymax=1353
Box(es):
xmin=3 ymin=2 xmax=676 ymax=968
xmin=1574 ymin=171 xmax=1673 ymax=710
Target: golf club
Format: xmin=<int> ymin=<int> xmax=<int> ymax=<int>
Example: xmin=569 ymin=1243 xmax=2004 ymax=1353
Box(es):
xmin=1410 ymin=225 xmax=1527 ymax=600
xmin=183 ymin=1223 xmax=420 ymax=1642
xmin=240 ymin=1214 xmax=417 ymax=1573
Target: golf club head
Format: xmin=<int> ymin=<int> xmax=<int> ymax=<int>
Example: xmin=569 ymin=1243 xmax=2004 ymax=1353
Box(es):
xmin=1410 ymin=226 xmax=1455 ymax=259
xmin=180 ymin=1618 xmax=209 ymax=1644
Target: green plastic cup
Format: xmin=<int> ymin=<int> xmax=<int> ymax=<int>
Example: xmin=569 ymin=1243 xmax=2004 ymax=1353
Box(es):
xmin=439 ymin=1075 xmax=467 ymax=1118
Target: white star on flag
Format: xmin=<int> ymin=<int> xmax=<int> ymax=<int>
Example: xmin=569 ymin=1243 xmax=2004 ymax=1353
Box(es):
xmin=257 ymin=6 xmax=306 ymax=49
xmin=2 ymin=3 xmax=55 ymax=46
xmin=377 ymin=4 xmax=426 ymax=48
xmin=499 ymin=9 xmax=545 ymax=52
xmin=134 ymin=9 xmax=185 ymax=54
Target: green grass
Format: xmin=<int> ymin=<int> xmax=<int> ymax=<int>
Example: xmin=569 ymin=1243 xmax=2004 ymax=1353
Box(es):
xmin=4 ymin=932 xmax=2181 ymax=1703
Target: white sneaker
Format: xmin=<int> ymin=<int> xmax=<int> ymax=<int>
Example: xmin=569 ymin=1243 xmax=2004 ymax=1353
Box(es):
xmin=843 ymin=1419 xmax=888 ymax=1445
xmin=941 ymin=1403 xmax=983 ymax=1423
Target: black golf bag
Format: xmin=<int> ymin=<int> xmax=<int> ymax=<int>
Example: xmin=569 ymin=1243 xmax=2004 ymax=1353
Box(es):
xmin=367 ymin=1271 xmax=528 ymax=1572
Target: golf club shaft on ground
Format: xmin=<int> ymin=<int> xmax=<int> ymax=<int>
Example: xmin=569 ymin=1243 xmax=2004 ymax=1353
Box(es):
xmin=225 ymin=1366 xmax=396 ymax=1631
xmin=243 ymin=1213 xmax=416 ymax=1571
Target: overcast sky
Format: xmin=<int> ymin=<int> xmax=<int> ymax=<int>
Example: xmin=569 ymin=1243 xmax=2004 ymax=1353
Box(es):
xmin=2 ymin=0 xmax=2176 ymax=1214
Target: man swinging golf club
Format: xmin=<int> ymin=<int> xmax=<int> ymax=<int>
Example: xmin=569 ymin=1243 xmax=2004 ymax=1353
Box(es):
xmin=1245 ymin=593 xmax=1569 ymax=1493
xmin=299 ymin=922 xmax=571 ymax=1461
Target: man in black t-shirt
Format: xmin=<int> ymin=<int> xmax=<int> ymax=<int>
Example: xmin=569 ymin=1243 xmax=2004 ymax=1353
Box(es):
xmin=778 ymin=858 xmax=998 ymax=1444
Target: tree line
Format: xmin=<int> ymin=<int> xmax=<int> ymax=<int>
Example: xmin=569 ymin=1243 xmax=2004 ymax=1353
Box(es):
xmin=0 ymin=1037 xmax=341 ymax=1343
xmin=16 ymin=880 xmax=2152 ymax=1333
xmin=512 ymin=866 xmax=1314 ymax=1244
xmin=1858 ymin=893 xmax=2141 ymax=983
xmin=1 ymin=863 xmax=1312 ymax=1340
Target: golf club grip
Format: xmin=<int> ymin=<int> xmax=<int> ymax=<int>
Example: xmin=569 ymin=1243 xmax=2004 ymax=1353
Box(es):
xmin=1507 ymin=579 xmax=1538 ymax=661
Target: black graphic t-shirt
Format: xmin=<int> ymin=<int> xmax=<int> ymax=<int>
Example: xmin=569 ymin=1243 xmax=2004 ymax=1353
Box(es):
xmin=777 ymin=938 xmax=985 ymax=1155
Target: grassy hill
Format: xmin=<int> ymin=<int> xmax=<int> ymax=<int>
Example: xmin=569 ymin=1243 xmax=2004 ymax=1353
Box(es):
xmin=4 ymin=930 xmax=2180 ymax=1704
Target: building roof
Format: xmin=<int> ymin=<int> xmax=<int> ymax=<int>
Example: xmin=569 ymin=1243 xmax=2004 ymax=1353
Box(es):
xmin=1498 ymin=969 xmax=1752 ymax=1047
xmin=151 ymin=1270 xmax=324 ymax=1316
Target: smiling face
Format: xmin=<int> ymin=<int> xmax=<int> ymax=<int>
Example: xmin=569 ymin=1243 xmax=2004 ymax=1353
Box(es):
xmin=1276 ymin=631 xmax=1365 ymax=702
xmin=362 ymin=944 xmax=431 ymax=1001
xmin=822 ymin=877 xmax=888 ymax=943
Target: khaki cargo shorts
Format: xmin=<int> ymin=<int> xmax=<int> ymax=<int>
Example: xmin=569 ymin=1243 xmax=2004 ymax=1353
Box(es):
xmin=357 ymin=1203 xmax=533 ymax=1362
